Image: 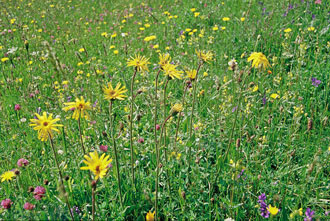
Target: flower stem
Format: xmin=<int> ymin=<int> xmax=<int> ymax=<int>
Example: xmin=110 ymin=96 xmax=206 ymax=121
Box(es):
xmin=129 ymin=68 xmax=137 ymax=188
xmin=174 ymin=83 xmax=188 ymax=151
xmin=188 ymin=62 xmax=203 ymax=169
xmin=109 ymin=100 xmax=123 ymax=207
xmin=77 ymin=116 xmax=86 ymax=155
xmin=48 ymin=135 xmax=74 ymax=220
xmin=92 ymin=182 xmax=96 ymax=221
xmin=154 ymin=69 xmax=161 ymax=221
xmin=155 ymin=114 xmax=171 ymax=221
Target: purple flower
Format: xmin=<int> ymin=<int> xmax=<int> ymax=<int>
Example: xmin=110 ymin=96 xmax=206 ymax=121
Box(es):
xmin=304 ymin=208 xmax=315 ymax=221
xmin=99 ymin=145 xmax=108 ymax=152
xmin=24 ymin=202 xmax=35 ymax=210
xmin=17 ymin=158 xmax=29 ymax=167
xmin=1 ymin=199 xmax=12 ymax=209
xmin=311 ymin=77 xmax=321 ymax=87
xmin=14 ymin=104 xmax=21 ymax=111
xmin=258 ymin=193 xmax=270 ymax=218
xmin=262 ymin=96 xmax=267 ymax=105
xmin=232 ymin=106 xmax=238 ymax=112
xmin=33 ymin=186 xmax=46 ymax=200
xmin=138 ymin=137 xmax=144 ymax=144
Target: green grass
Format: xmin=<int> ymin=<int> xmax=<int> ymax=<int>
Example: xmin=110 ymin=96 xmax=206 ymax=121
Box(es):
xmin=0 ymin=0 xmax=329 ymax=220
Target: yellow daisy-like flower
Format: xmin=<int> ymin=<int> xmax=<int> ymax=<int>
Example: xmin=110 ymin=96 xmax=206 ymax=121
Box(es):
xmin=29 ymin=112 xmax=63 ymax=142
xmin=127 ymin=54 xmax=150 ymax=72
xmin=146 ymin=210 xmax=155 ymax=221
xmin=267 ymin=205 xmax=279 ymax=216
xmin=62 ymin=96 xmax=92 ymax=120
xmin=1 ymin=171 xmax=15 ymax=182
xmin=162 ymin=63 xmax=183 ymax=80
xmin=247 ymin=52 xmax=270 ymax=70
xmin=103 ymin=82 xmax=127 ymax=101
xmin=158 ymin=53 xmax=171 ymax=68
xmin=196 ymin=50 xmax=213 ymax=63
xmin=80 ymin=151 xmax=112 ymax=180
xmin=222 ymin=17 xmax=230 ymax=21
xmin=185 ymin=69 xmax=197 ymax=80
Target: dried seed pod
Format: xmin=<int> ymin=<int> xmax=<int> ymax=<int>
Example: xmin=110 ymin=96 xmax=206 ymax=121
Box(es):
xmin=308 ymin=118 xmax=313 ymax=131
xmin=236 ymin=138 xmax=240 ymax=148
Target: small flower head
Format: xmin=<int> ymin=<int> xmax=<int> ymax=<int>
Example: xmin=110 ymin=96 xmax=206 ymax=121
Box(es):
xmin=14 ymin=104 xmax=21 ymax=111
xmin=63 ymin=96 xmax=92 ymax=120
xmin=162 ymin=63 xmax=183 ymax=80
xmin=80 ymin=151 xmax=112 ymax=180
xmin=1 ymin=199 xmax=12 ymax=209
xmin=1 ymin=171 xmax=16 ymax=182
xmin=146 ymin=210 xmax=155 ymax=221
xmin=29 ymin=112 xmax=63 ymax=142
xmin=185 ymin=69 xmax=197 ymax=80
xmin=103 ymin=82 xmax=127 ymax=101
xmin=305 ymin=208 xmax=315 ymax=221
xmin=247 ymin=52 xmax=270 ymax=70
xmin=158 ymin=53 xmax=171 ymax=68
xmin=290 ymin=208 xmax=303 ymax=218
xmin=99 ymin=145 xmax=108 ymax=152
xmin=24 ymin=202 xmax=35 ymax=210
xmin=171 ymin=103 xmax=183 ymax=116
xmin=267 ymin=205 xmax=280 ymax=216
xmin=17 ymin=158 xmax=29 ymax=167
xmin=196 ymin=50 xmax=213 ymax=63
xmin=127 ymin=54 xmax=150 ymax=72
xmin=33 ymin=186 xmax=46 ymax=200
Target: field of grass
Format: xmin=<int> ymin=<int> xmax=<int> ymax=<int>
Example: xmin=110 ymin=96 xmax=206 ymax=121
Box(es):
xmin=0 ymin=0 xmax=329 ymax=220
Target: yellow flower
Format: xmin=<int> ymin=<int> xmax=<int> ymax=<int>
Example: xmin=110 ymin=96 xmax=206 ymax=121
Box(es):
xmin=159 ymin=53 xmax=171 ymax=68
xmin=1 ymin=57 xmax=9 ymax=62
xmin=79 ymin=48 xmax=85 ymax=52
xmin=171 ymin=103 xmax=183 ymax=114
xmin=186 ymin=69 xmax=197 ymax=80
xmin=29 ymin=112 xmax=63 ymax=141
xmin=252 ymin=85 xmax=258 ymax=92
xmin=196 ymin=50 xmax=213 ymax=63
xmin=127 ymin=54 xmax=150 ymax=72
xmin=113 ymin=50 xmax=119 ymax=55
xmin=144 ymin=35 xmax=156 ymax=42
xmin=267 ymin=205 xmax=279 ymax=216
xmin=146 ymin=210 xmax=155 ymax=221
xmin=213 ymin=25 xmax=219 ymax=31
xmin=270 ymin=93 xmax=280 ymax=99
xmin=284 ymin=28 xmax=292 ymax=33
xmin=222 ymin=17 xmax=230 ymax=21
xmin=203 ymin=72 xmax=208 ymax=77
xmin=103 ymin=82 xmax=127 ymax=101
xmin=80 ymin=151 xmax=112 ymax=180
xmin=162 ymin=63 xmax=183 ymax=79
xmin=247 ymin=52 xmax=270 ymax=70
xmin=190 ymin=8 xmax=196 ymax=12
xmin=241 ymin=17 xmax=246 ymax=22
xmin=194 ymin=12 xmax=200 ymax=17
xmin=307 ymin=27 xmax=315 ymax=32
xmin=290 ymin=208 xmax=303 ymax=218
xmin=63 ymin=96 xmax=92 ymax=120
xmin=101 ymin=32 xmax=108 ymax=37
xmin=1 ymin=171 xmax=15 ymax=182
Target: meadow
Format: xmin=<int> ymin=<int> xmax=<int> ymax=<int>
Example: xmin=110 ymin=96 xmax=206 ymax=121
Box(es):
xmin=0 ymin=0 xmax=329 ymax=220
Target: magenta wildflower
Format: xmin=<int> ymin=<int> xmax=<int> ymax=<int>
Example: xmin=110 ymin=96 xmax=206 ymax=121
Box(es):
xmin=1 ymin=199 xmax=12 ymax=209
xmin=138 ymin=138 xmax=144 ymax=144
xmin=33 ymin=186 xmax=46 ymax=200
xmin=17 ymin=158 xmax=29 ymax=167
xmin=23 ymin=202 xmax=35 ymax=210
xmin=99 ymin=145 xmax=108 ymax=152
xmin=14 ymin=104 xmax=21 ymax=111
xmin=156 ymin=124 xmax=160 ymax=130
